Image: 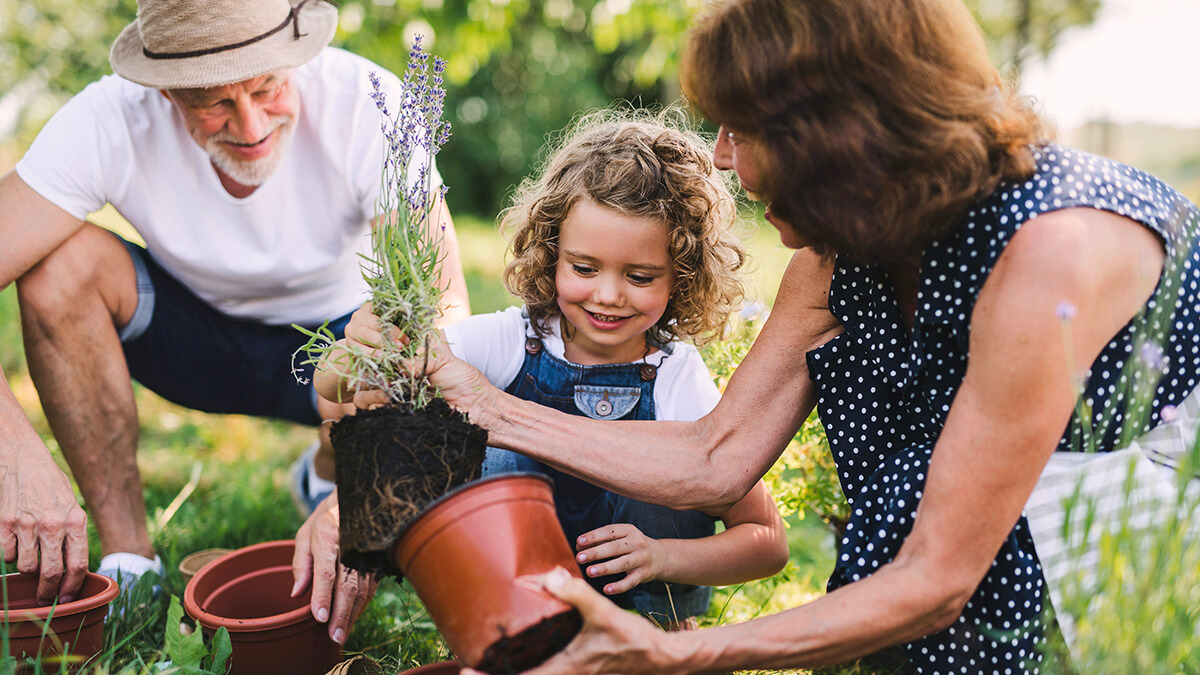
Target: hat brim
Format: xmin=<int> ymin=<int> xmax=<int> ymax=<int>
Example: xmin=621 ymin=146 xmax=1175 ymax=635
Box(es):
xmin=109 ymin=1 xmax=337 ymax=89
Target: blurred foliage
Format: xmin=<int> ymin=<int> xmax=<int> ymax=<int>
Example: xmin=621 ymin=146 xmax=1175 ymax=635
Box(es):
xmin=0 ymin=0 xmax=1100 ymax=217
xmin=702 ymin=314 xmax=850 ymax=534
xmin=333 ymin=0 xmax=696 ymax=214
xmin=968 ymin=0 xmax=1101 ymax=73
xmin=1043 ymin=481 xmax=1200 ymax=673
xmin=0 ymin=0 xmax=138 ymax=146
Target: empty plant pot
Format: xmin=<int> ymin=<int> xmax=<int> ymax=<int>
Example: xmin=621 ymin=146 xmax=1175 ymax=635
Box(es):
xmin=184 ymin=540 xmax=342 ymax=675
xmin=0 ymin=571 xmax=118 ymax=671
xmin=391 ymin=474 xmax=583 ymax=673
xmin=179 ymin=548 xmax=232 ymax=584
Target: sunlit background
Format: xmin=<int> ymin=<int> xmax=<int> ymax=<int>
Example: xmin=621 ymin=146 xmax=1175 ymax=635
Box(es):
xmin=1 ymin=0 xmax=1196 ymax=215
xmin=0 ymin=3 xmax=1196 ymax=671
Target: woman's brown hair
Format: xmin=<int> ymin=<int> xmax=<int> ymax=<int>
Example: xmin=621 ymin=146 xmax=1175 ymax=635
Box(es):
xmin=501 ymin=108 xmax=745 ymax=346
xmin=680 ymin=0 xmax=1049 ymax=264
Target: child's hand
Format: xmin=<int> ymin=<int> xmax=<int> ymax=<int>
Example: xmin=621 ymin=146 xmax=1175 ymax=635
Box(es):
xmin=575 ymin=524 xmax=668 ymax=595
xmin=343 ymin=302 xmax=404 ymax=356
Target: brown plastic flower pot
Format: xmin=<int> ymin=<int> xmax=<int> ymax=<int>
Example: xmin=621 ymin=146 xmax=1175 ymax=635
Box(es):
xmin=391 ymin=474 xmax=583 ymax=673
xmin=179 ymin=548 xmax=232 ymax=585
xmin=0 ymin=571 xmax=118 ymax=671
xmin=184 ymin=540 xmax=342 ymax=675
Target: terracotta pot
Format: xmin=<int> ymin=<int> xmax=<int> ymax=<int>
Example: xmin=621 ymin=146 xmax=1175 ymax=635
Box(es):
xmin=184 ymin=540 xmax=342 ymax=675
xmin=179 ymin=548 xmax=232 ymax=584
xmin=396 ymin=662 xmax=460 ymax=675
xmin=0 ymin=571 xmax=118 ymax=671
xmin=392 ymin=474 xmax=583 ymax=672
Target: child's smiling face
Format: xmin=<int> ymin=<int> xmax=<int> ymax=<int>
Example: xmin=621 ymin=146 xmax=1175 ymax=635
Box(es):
xmin=555 ymin=198 xmax=675 ymax=365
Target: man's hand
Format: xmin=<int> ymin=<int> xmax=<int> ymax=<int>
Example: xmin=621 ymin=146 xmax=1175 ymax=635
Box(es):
xmin=575 ymin=524 xmax=668 ymax=596
xmin=292 ymin=491 xmax=378 ymax=644
xmin=0 ymin=448 xmax=88 ymax=604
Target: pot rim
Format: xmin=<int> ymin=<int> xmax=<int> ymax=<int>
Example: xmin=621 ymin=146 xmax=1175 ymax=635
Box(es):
xmin=0 ymin=572 xmax=118 ymax=621
xmin=184 ymin=540 xmax=313 ymax=632
xmin=395 ymin=472 xmax=553 ymax=544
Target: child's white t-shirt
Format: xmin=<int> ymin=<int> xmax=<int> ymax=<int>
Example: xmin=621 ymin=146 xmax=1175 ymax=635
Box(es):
xmin=15 ymin=47 xmax=437 ymax=326
xmin=442 ymin=306 xmax=720 ymax=421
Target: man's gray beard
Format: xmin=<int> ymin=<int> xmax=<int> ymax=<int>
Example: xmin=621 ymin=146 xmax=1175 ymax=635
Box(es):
xmin=205 ymin=115 xmax=295 ymax=187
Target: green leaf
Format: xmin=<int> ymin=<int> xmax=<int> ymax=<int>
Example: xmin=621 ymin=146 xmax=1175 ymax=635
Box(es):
xmin=206 ymin=627 xmax=233 ymax=673
xmin=164 ymin=596 xmax=211 ymax=670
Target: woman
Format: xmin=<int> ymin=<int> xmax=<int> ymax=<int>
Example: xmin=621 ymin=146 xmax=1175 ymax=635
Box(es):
xmin=295 ymin=0 xmax=1199 ymax=671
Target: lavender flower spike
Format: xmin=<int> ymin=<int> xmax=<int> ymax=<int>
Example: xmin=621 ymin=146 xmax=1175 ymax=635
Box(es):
xmin=1140 ymin=340 xmax=1169 ymax=372
xmin=300 ymin=34 xmax=454 ymax=409
xmin=1055 ymin=301 xmax=1077 ymax=322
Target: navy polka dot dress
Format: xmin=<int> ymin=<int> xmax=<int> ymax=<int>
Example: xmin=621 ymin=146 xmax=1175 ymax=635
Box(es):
xmin=805 ymin=144 xmax=1200 ymax=674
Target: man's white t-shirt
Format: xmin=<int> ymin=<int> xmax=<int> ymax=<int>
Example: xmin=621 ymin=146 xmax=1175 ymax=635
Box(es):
xmin=16 ymin=47 xmax=436 ymax=326
xmin=442 ymin=306 xmax=720 ymax=421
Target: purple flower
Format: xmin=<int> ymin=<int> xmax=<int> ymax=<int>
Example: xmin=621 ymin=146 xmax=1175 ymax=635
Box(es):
xmin=368 ymin=32 xmax=452 ymax=237
xmin=739 ymin=301 xmax=766 ymax=321
xmin=1140 ymin=340 xmax=1169 ymax=372
xmin=1055 ymin=301 xmax=1077 ymax=321
xmin=368 ymin=71 xmax=389 ymax=116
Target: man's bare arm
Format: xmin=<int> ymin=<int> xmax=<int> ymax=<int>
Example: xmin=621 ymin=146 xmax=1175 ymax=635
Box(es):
xmin=0 ymin=171 xmax=92 ymax=601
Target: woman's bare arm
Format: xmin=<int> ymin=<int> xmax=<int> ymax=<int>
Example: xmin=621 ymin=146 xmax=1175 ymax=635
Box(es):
xmin=432 ymin=248 xmax=843 ymax=513
xmin=516 ymin=207 xmax=1166 ymax=674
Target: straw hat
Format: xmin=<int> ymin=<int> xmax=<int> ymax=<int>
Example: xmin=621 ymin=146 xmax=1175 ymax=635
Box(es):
xmin=110 ymin=0 xmax=337 ymax=89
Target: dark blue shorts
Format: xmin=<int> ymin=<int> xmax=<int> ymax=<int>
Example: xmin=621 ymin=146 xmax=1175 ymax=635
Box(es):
xmin=116 ymin=237 xmax=354 ymax=426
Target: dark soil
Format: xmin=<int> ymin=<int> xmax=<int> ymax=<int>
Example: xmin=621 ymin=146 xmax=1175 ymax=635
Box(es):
xmin=474 ymin=608 xmax=582 ymax=674
xmin=331 ymin=398 xmax=487 ymax=574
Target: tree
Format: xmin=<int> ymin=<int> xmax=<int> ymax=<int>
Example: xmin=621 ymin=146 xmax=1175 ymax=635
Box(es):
xmin=966 ymin=0 xmax=1102 ymax=74
xmin=334 ymin=0 xmax=698 ymax=214
xmin=1 ymin=0 xmax=1102 ymax=217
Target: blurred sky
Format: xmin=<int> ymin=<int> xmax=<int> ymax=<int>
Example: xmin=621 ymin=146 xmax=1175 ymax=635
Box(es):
xmin=1020 ymin=0 xmax=1200 ymax=130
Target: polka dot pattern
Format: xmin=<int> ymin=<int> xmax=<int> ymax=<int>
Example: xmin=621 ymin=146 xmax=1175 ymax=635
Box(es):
xmin=806 ymin=144 xmax=1200 ymax=674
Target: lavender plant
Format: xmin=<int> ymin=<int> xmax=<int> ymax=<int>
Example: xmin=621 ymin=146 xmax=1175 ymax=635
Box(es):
xmin=1040 ymin=204 xmax=1200 ymax=672
xmin=298 ymin=36 xmax=452 ymax=411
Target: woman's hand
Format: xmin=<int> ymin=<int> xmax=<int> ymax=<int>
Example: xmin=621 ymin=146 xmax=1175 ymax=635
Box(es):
xmin=575 ymin=524 xmax=668 ymax=595
xmin=462 ymin=568 xmax=688 ymax=675
xmin=329 ymin=303 xmax=497 ymax=420
xmin=291 ymin=491 xmax=378 ymax=644
xmin=418 ymin=330 xmax=500 ymax=424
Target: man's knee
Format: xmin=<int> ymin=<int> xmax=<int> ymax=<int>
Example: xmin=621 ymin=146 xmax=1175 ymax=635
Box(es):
xmin=17 ymin=225 xmax=138 ymax=327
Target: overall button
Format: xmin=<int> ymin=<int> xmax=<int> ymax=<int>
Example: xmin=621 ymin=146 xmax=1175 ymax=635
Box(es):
xmin=594 ymin=399 xmax=613 ymax=416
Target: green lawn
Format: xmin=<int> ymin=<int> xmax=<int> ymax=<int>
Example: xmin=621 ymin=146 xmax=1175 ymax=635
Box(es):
xmin=0 ymin=213 xmax=904 ymax=674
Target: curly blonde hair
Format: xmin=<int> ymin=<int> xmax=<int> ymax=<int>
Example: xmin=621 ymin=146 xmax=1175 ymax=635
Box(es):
xmin=501 ymin=108 xmax=745 ymax=347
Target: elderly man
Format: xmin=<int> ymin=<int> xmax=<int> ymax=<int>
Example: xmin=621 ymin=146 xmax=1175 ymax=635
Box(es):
xmin=0 ymin=0 xmax=468 ymax=610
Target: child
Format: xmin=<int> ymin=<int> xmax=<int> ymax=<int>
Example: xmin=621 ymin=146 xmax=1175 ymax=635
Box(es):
xmin=319 ymin=110 xmax=788 ymax=628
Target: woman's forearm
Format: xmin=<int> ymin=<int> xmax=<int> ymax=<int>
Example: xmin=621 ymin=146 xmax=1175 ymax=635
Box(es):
xmin=474 ymin=391 xmax=736 ymax=510
xmin=669 ymin=554 xmax=967 ymax=672
xmin=470 ymin=253 xmax=839 ymax=512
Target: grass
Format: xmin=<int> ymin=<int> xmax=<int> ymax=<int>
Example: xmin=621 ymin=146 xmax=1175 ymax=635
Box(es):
xmin=0 ymin=211 xmax=908 ymax=674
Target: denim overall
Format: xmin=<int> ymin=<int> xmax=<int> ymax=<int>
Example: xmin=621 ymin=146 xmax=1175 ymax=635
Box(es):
xmin=482 ymin=330 xmax=716 ymax=623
